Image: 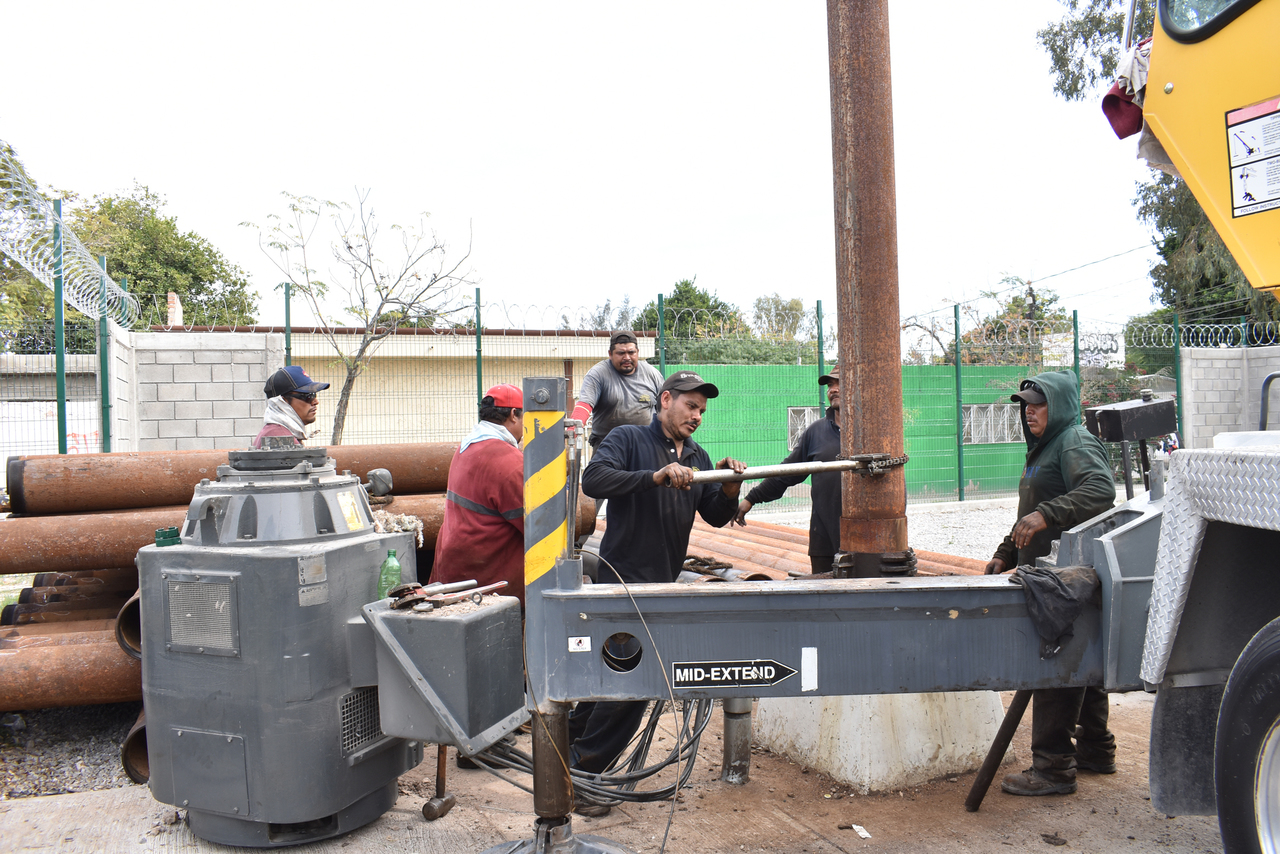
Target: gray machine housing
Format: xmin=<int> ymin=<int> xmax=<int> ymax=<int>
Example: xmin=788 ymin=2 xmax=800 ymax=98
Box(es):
xmin=138 ymin=449 xmax=423 ymax=847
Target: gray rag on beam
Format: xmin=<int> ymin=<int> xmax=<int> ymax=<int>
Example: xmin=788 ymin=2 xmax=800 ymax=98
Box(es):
xmin=1010 ymin=565 xmax=1100 ymax=659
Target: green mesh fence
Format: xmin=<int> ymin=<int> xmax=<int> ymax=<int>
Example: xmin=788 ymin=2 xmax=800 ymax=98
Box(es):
xmin=1 ymin=316 xmax=103 ymax=497
xmin=5 ymin=282 xmax=1262 ymax=517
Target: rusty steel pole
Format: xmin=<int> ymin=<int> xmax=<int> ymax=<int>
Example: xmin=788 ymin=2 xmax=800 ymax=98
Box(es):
xmin=827 ymin=0 xmax=908 ymax=574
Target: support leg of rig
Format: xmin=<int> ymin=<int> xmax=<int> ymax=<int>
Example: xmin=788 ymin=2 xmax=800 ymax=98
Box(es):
xmin=480 ymin=704 xmax=636 ymax=854
xmin=720 ymin=697 xmax=753 ymax=785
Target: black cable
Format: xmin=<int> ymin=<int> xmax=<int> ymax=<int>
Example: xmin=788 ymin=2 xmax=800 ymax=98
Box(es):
xmin=470 ymin=548 xmax=712 ymax=853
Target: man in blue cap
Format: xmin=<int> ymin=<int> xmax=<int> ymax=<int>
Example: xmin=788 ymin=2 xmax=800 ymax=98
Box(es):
xmin=253 ymin=365 xmax=331 ymax=449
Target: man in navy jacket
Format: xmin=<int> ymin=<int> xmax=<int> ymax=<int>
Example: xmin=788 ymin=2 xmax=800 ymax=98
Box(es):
xmin=571 ymin=370 xmax=745 ymax=815
xmin=733 ymin=364 xmax=843 ymax=574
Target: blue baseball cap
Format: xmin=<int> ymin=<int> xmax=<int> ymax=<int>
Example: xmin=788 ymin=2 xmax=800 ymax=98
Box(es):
xmin=264 ymin=365 xmax=330 ymax=398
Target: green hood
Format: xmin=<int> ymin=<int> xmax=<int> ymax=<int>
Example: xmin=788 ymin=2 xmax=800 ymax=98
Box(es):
xmin=1021 ymin=370 xmax=1080 ymax=453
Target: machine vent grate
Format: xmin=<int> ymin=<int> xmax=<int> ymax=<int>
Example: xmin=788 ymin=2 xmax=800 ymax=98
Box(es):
xmin=167 ymin=581 xmax=235 ymax=650
xmin=340 ymin=687 xmax=383 ymax=754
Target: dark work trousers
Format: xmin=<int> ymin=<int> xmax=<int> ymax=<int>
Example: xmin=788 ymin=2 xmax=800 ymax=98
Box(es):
xmin=1031 ymin=686 xmax=1115 ymax=776
xmin=810 ymin=555 xmax=834 ymax=575
xmin=567 ymin=700 xmax=650 ymax=775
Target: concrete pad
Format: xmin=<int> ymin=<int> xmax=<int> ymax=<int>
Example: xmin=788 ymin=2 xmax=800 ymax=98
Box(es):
xmin=754 ymin=692 xmax=1006 ymax=793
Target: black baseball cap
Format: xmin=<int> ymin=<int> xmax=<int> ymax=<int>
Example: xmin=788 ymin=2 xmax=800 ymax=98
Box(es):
xmin=660 ymin=370 xmax=719 ymax=398
xmin=1010 ymin=379 xmax=1047 ymax=405
xmin=818 ymin=364 xmax=841 ymax=386
xmin=609 ymin=331 xmax=639 ymax=349
xmin=264 ymin=366 xmax=330 ymax=399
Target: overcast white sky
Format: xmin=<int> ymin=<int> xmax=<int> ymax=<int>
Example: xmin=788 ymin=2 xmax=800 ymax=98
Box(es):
xmin=1 ymin=1 xmax=1161 ymax=342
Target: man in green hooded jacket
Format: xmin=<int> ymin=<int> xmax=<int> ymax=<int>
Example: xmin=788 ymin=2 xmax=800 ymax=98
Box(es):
xmin=984 ymin=370 xmax=1117 ymax=796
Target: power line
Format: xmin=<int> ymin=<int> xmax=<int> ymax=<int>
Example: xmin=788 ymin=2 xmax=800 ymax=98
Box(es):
xmin=906 ymin=245 xmax=1152 ymax=319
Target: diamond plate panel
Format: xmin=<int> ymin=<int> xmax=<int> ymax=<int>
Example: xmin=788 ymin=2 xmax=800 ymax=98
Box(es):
xmin=1141 ymin=448 xmax=1280 ymax=684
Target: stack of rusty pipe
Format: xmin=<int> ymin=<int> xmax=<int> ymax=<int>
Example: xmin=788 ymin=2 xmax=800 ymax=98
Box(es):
xmin=1 ymin=443 xmax=598 ymax=720
xmin=598 ymin=516 xmax=985 ymax=581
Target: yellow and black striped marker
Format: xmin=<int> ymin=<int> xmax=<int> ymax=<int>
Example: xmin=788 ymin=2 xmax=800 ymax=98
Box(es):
xmin=522 ymin=378 xmax=568 ymax=592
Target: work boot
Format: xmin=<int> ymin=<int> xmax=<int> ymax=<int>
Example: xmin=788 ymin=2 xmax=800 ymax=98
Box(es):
xmin=573 ymin=797 xmax=612 ymax=818
xmin=1073 ymin=753 xmax=1117 ymax=774
xmin=1000 ymin=767 xmax=1077 ymax=796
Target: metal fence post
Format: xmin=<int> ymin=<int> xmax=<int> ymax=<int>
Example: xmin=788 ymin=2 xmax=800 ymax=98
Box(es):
xmin=954 ymin=304 xmax=964 ymax=502
xmin=657 ymin=293 xmax=666 ymax=376
xmin=54 ymin=198 xmax=67 ymax=455
xmin=97 ymin=255 xmax=112 ymax=453
xmin=816 ymin=299 xmax=826 ymax=408
xmin=1174 ymin=314 xmax=1185 ymax=443
xmin=475 ymin=288 xmax=483 ymax=406
xmin=284 ymin=280 xmax=292 ymax=367
xmin=1241 ymin=314 xmax=1249 ymax=348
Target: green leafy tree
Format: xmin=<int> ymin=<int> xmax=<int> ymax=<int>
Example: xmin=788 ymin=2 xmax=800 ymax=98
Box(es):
xmin=247 ymin=190 xmax=474 ymax=444
xmin=1039 ymin=0 xmax=1154 ymax=100
xmin=1135 ymin=174 xmax=1279 ymax=324
xmin=632 ymin=279 xmax=756 ymax=364
xmin=1038 ymin=1 xmax=1269 ymax=322
xmin=70 ymin=185 xmax=257 ymax=327
xmin=633 ymin=278 xmax=749 ymax=339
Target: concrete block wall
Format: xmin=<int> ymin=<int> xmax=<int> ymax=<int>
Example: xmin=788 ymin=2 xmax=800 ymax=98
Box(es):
xmin=120 ymin=332 xmax=283 ymax=451
xmin=1181 ymin=344 xmax=1280 ymax=449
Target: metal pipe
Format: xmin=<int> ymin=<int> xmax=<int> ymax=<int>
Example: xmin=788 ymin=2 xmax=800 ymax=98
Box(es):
xmin=0 ymin=625 xmax=142 ymax=711
xmin=116 ymin=590 xmax=141 ymax=660
xmin=121 ymin=709 xmax=148 ymax=783
xmin=688 ymin=458 xmax=877 ymax=484
xmin=6 ymin=442 xmax=461 ymax=516
xmin=1260 ymin=370 xmax=1280 ymax=429
xmin=1120 ymin=439 xmax=1135 ymax=500
xmin=0 ymin=492 xmax=597 ymax=576
xmin=19 ymin=584 xmax=134 ymax=606
xmin=701 ymin=517 xmax=809 ymax=546
xmin=965 ymin=689 xmax=1032 ymax=812
xmin=33 ymin=568 xmax=137 ymax=587
xmin=720 ymin=697 xmax=753 ymax=785
xmin=827 ymin=0 xmax=908 ymax=564
xmin=3 ymin=605 xmax=125 ymax=625
xmin=532 ymin=705 xmax=573 ymax=819
xmin=3 ymin=618 xmax=117 ymax=637
xmin=0 ymin=506 xmax=187 ymax=576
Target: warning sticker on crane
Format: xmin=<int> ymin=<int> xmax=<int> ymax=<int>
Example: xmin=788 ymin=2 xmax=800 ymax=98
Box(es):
xmin=671 ymin=659 xmax=796 ymax=689
xmin=1227 ymin=96 xmax=1280 ymax=218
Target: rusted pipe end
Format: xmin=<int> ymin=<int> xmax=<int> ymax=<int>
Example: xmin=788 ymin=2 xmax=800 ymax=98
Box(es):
xmin=121 ymin=709 xmax=149 ymax=784
xmin=0 ymin=604 xmax=14 ymax=626
xmin=116 ymin=591 xmax=142 ymax=661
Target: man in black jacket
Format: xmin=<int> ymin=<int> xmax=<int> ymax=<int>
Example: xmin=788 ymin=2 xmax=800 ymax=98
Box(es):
xmin=571 ymin=370 xmax=745 ymax=815
xmin=732 ymin=364 xmax=842 ymax=574
xmin=985 ymin=370 xmax=1117 ymax=797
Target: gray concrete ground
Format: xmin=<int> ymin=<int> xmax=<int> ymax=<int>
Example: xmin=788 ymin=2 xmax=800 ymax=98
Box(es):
xmin=0 ymin=691 xmax=1224 ymax=854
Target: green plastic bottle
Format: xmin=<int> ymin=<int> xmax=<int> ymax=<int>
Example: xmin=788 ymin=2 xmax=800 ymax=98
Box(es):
xmin=376 ymin=549 xmax=401 ymax=599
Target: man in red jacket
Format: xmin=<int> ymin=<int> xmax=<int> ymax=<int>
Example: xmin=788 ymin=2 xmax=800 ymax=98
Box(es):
xmin=431 ymin=384 xmax=526 ymax=605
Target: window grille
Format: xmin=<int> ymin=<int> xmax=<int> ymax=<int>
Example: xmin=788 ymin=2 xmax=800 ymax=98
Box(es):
xmin=786 ymin=407 xmax=822 ymax=450
xmin=962 ymin=403 xmax=1023 ymax=445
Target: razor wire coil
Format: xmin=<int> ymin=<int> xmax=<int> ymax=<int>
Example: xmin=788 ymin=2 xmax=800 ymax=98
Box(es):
xmin=0 ymin=140 xmax=138 ymax=326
